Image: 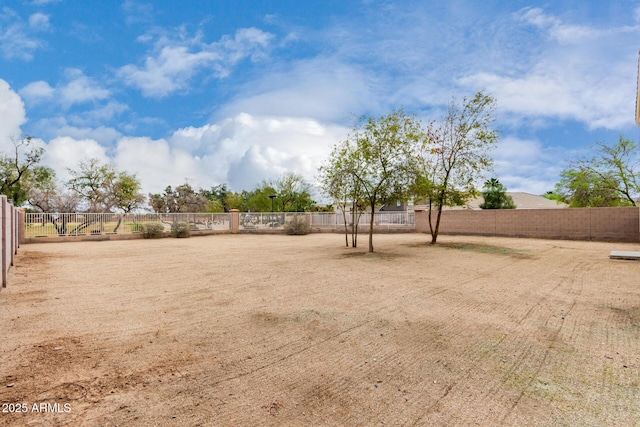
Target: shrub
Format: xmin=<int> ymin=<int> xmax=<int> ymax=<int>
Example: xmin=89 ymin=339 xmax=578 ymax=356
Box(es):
xmin=171 ymin=221 xmax=191 ymax=238
xmin=142 ymin=223 xmax=165 ymax=239
xmin=130 ymin=222 xmax=144 ymax=233
xmin=284 ymin=215 xmax=310 ymax=235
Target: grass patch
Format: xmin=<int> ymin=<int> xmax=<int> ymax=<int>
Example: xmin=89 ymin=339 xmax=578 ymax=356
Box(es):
xmin=438 ymin=242 xmax=534 ymax=259
xmin=339 ymin=251 xmax=401 ymax=260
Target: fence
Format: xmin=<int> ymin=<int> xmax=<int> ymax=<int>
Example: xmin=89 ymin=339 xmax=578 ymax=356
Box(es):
xmin=311 ymin=211 xmax=414 ymax=228
xmin=23 ymin=211 xmax=415 ymax=238
xmin=414 ymin=207 xmax=640 ymax=242
xmin=24 ymin=212 xmax=231 ymax=238
xmin=238 ymin=211 xmax=415 ymax=231
xmin=1 ymin=195 xmax=20 ymax=290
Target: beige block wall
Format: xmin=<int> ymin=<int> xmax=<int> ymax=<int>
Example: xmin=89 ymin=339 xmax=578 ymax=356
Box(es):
xmin=415 ymin=207 xmax=640 ymax=242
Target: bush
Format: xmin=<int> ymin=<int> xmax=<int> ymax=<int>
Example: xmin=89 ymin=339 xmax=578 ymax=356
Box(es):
xmin=142 ymin=223 xmax=165 ymax=239
xmin=130 ymin=222 xmax=144 ymax=233
xmin=171 ymin=221 xmax=191 ymax=238
xmin=284 ymin=215 xmax=310 ymax=235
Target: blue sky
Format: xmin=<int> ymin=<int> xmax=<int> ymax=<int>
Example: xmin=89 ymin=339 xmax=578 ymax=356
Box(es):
xmin=1 ymin=0 xmax=639 ymax=199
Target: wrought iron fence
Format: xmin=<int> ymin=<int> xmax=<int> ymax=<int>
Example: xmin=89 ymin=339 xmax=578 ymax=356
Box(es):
xmin=24 ymin=212 xmax=231 ymax=238
xmin=24 ymin=211 xmax=415 ymax=237
xmin=309 ymin=212 xmax=415 ymax=227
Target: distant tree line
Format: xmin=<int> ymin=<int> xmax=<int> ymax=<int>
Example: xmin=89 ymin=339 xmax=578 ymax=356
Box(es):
xmin=147 ymin=172 xmax=320 ymax=214
xmin=0 ymin=137 xmax=323 ymax=216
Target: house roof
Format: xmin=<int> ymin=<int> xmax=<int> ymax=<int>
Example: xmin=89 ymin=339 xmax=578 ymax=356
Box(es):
xmin=458 ymin=192 xmax=567 ymax=210
xmin=413 ymin=192 xmax=567 ymax=211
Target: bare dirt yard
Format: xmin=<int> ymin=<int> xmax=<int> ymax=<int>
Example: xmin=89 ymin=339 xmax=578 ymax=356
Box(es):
xmin=1 ymin=233 xmax=639 ymax=426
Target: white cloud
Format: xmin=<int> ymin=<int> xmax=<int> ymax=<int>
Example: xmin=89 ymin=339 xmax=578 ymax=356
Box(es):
xmin=19 ymin=80 xmax=55 ymax=103
xmin=114 ymin=136 xmax=202 ymax=195
xmin=55 ymin=113 xmax=348 ymax=196
xmin=59 ymin=69 xmax=111 ymax=108
xmin=218 ymin=57 xmax=377 ymax=122
xmin=492 ymin=136 xmax=565 ymax=194
xmin=30 ymin=0 xmax=62 ymax=5
xmin=117 ymin=27 xmax=274 ymax=97
xmin=168 ymin=113 xmax=347 ymax=192
xmin=42 ymin=136 xmax=110 ymax=182
xmin=33 ymin=117 xmax=122 ymax=146
xmin=0 ymin=8 xmax=44 ymax=60
xmin=517 ymin=7 xmax=604 ymax=44
xmin=458 ymin=7 xmax=640 ymax=130
xmin=20 ymin=69 xmax=111 ymax=109
xmin=121 ymin=1 xmax=154 ymax=25
xmin=28 ymin=13 xmax=50 ymax=31
xmin=0 ymin=79 xmax=26 ymax=152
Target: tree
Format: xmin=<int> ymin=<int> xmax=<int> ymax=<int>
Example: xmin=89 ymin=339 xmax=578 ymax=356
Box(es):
xmin=273 ymin=172 xmax=314 ymax=212
xmin=413 ymin=92 xmax=498 ymax=243
xmin=242 ymin=182 xmax=278 ymax=212
xmin=554 ymin=167 xmax=626 ymax=207
xmin=479 ymin=178 xmax=515 ymax=209
xmin=323 ymin=110 xmax=422 ymax=252
xmin=319 ymin=141 xmax=367 ymax=247
xmin=542 ymin=190 xmax=566 ymax=204
xmin=555 ymin=137 xmax=639 ymax=207
xmin=148 ymin=183 xmax=207 ymax=213
xmin=0 ymin=136 xmax=54 ymax=206
xmin=68 ymin=158 xmax=145 ymax=213
xmin=27 ymin=173 xmax=81 ymax=236
xmin=28 ymin=185 xmax=81 ymax=214
xmin=68 ymin=159 xmax=145 ymax=233
xmin=201 ymin=184 xmax=243 ymax=212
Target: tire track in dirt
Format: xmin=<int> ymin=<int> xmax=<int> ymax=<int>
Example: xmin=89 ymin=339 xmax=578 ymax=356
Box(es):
xmin=496 ymin=260 xmax=589 ymax=424
xmin=398 ymin=256 xmax=536 ymax=426
xmin=188 ymin=317 xmax=379 ymax=425
xmin=408 ymin=250 xmax=586 ymax=425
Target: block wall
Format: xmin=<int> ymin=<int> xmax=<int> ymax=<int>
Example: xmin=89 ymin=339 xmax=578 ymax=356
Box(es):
xmin=415 ymin=207 xmax=640 ymax=242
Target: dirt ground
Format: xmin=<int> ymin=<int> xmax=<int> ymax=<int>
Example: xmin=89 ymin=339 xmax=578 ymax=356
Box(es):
xmin=0 ymin=233 xmax=639 ymax=426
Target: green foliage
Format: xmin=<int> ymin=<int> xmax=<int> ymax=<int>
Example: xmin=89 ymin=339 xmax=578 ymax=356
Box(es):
xmin=413 ymin=91 xmax=498 ymax=243
xmin=542 ymin=191 xmax=567 ymax=204
xmin=284 ymin=215 xmax=310 ymax=235
xmin=320 ymin=109 xmax=422 ymax=252
xmin=67 ymin=158 xmax=145 ymax=213
xmin=555 ymin=167 xmax=628 ymax=207
xmin=130 ymin=222 xmax=144 ymax=232
xmin=554 ymin=137 xmax=639 ymax=207
xmin=0 ymin=136 xmax=53 ymax=206
xmin=242 ymin=184 xmax=277 ymax=212
xmin=274 ymin=172 xmax=314 ymax=212
xmin=201 ymin=183 xmax=244 ymax=212
xmin=479 ymin=178 xmax=515 ymax=209
xmin=241 ymin=173 xmax=314 ymax=212
xmin=171 ymin=221 xmax=191 ymax=238
xmin=142 ymin=223 xmax=165 ymax=239
xmin=223 ymin=192 xmax=244 ymax=211
xmin=319 ymin=143 xmax=368 ymax=247
xmin=148 ymin=183 xmax=207 ymax=213
xmin=205 ymin=199 xmax=224 ymax=213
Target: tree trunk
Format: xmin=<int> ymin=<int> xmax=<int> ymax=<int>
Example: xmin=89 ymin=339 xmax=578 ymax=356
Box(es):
xmin=368 ymin=200 xmax=375 ymax=252
xmin=113 ymin=214 xmax=123 ymax=233
xmin=428 ymin=199 xmax=434 ymax=238
xmin=341 ymin=208 xmax=348 ymax=247
xmin=430 ymin=191 xmax=445 ymax=244
xmin=351 ymin=201 xmax=358 ymax=248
